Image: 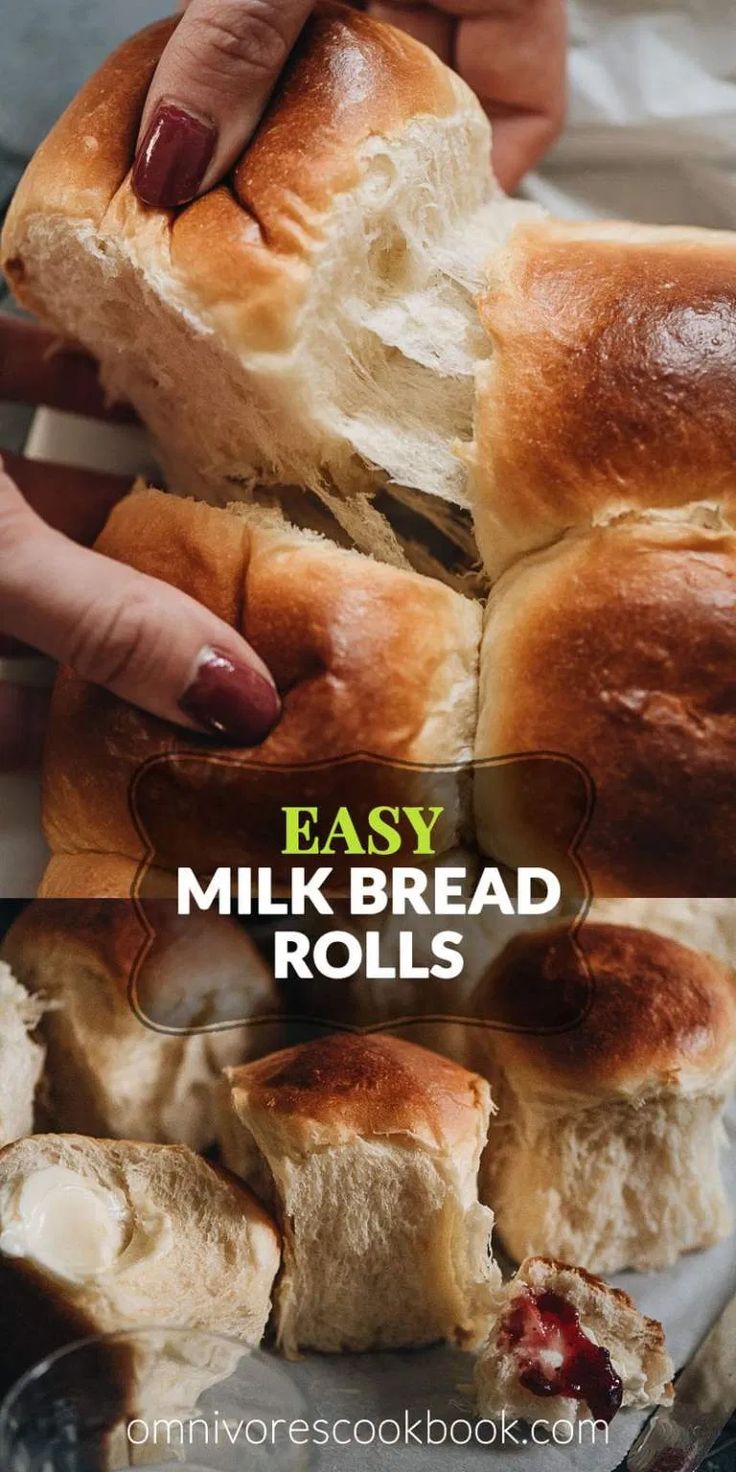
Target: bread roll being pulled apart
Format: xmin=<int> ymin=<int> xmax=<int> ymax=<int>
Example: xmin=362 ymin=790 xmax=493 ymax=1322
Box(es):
xmin=471 ymin=923 xmax=736 ymax=1274
xmin=475 ymin=1258 xmax=673 ymax=1428
xmin=0 ymin=2 xmax=533 ymax=571
xmin=222 ymin=1033 xmax=499 ymax=1355
xmin=0 ymin=1134 xmax=280 ymax=1389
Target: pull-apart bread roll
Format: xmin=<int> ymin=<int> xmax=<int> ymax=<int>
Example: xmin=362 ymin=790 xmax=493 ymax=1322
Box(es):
xmin=0 ymin=1135 xmax=280 ymax=1385
xmin=475 ymin=520 xmax=736 ymax=896
xmin=471 ymin=219 xmax=736 ymax=578
xmin=1 ymin=902 xmax=277 ymax=1149
xmin=40 ymin=490 xmax=481 ymax=886
xmin=473 ymin=924 xmax=736 ymax=1274
xmin=223 ymin=1033 xmax=499 ymax=1354
xmin=0 ymin=964 xmax=44 ymax=1147
xmin=475 ymin=1258 xmax=673 ymax=1427
xmin=472 ymin=220 xmax=736 ymax=896
xmin=0 ymin=3 xmax=529 ymax=550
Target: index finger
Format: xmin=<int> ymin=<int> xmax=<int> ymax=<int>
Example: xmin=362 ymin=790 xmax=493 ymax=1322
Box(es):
xmin=0 ymin=314 xmax=136 ymax=422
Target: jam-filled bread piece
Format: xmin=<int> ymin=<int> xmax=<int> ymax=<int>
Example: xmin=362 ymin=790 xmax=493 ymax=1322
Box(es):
xmin=475 ymin=1258 xmax=673 ymax=1427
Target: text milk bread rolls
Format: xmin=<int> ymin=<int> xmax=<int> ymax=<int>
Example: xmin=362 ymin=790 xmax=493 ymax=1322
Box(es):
xmin=1 ymin=902 xmax=281 ymax=1149
xmin=0 ymin=3 xmax=533 ymax=559
xmin=222 ymin=1033 xmax=499 ymax=1354
xmin=0 ymin=1136 xmax=280 ymax=1388
xmin=470 ymin=218 xmax=736 ymax=579
xmin=39 ymin=490 xmax=481 ymax=887
xmin=475 ymin=1258 xmax=673 ymax=1428
xmin=470 ymin=924 xmax=736 ymax=1274
xmin=0 ymin=964 xmax=44 ymax=1147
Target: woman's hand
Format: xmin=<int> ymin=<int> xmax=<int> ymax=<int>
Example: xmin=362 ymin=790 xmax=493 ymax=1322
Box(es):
xmin=132 ymin=0 xmax=566 ymax=206
xmin=0 ymin=315 xmax=280 ymax=757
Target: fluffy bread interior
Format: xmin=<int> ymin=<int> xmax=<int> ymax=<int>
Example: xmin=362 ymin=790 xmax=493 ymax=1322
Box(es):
xmin=482 ymin=1080 xmax=734 ymax=1275
xmin=228 ymin=1119 xmax=498 ymax=1355
xmin=0 ymin=1134 xmax=280 ymax=1345
xmin=223 ymin=1038 xmax=499 ymax=1355
xmin=0 ymin=964 xmax=44 ymax=1147
xmin=6 ymin=127 xmax=534 ymax=576
xmin=1 ymin=908 xmax=274 ymax=1151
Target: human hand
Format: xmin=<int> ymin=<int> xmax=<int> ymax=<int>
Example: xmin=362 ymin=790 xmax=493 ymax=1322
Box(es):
xmin=132 ymin=0 xmax=565 ymax=207
xmin=0 ymin=314 xmax=280 ymax=767
xmin=368 ymin=0 xmax=567 ymax=188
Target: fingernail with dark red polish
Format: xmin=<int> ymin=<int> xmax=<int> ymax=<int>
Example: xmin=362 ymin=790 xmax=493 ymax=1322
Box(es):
xmin=180 ymin=647 xmax=280 ymax=746
xmin=133 ymin=103 xmax=216 ymax=209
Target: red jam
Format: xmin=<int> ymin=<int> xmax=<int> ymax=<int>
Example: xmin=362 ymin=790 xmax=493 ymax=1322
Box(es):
xmin=499 ymin=1288 xmax=624 ymax=1424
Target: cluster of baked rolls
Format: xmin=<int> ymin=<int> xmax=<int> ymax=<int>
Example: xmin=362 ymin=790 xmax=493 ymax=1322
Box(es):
xmin=1 ymin=900 xmax=734 ymax=1428
xmin=2 ymin=5 xmax=735 ymax=900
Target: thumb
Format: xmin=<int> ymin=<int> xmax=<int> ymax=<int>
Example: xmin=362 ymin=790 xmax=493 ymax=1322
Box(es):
xmin=0 ymin=468 xmax=280 ymax=744
xmin=133 ymin=0 xmax=315 ymax=208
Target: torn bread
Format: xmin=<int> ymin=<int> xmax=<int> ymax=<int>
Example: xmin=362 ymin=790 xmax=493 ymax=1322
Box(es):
xmin=0 ymin=963 xmax=44 ymax=1147
xmin=0 ymin=1134 xmax=280 ymax=1388
xmin=224 ymin=1033 xmax=499 ymax=1354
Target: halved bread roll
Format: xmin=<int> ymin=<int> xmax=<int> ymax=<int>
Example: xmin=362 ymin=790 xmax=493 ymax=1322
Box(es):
xmin=0 ymin=1135 xmax=280 ymax=1389
xmin=223 ymin=1033 xmax=499 ymax=1354
xmin=475 ymin=1258 xmax=673 ymax=1427
xmin=1 ymin=901 xmax=280 ymax=1150
xmin=0 ymin=963 xmax=44 ymax=1147
xmin=472 ymin=923 xmax=736 ymax=1274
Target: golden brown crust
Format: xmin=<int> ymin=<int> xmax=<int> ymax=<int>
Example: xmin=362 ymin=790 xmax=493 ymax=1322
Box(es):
xmin=480 ymin=923 xmax=736 ymax=1098
xmin=2 ymin=4 xmax=464 ymax=350
xmin=228 ymin=1033 xmax=490 ymax=1150
xmin=37 ymin=855 xmax=177 ymax=898
xmin=475 ymin=520 xmax=736 ymax=896
xmin=472 ymin=219 xmax=736 ymax=573
xmin=41 ymin=490 xmax=480 ymax=882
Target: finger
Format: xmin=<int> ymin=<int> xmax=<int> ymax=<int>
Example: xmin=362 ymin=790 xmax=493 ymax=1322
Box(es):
xmin=133 ymin=0 xmax=315 ymax=208
xmin=367 ymin=3 xmax=453 ymax=60
xmin=455 ymin=1 xmax=567 ymax=188
xmin=2 ymin=452 xmax=131 ymax=545
xmin=0 ymin=465 xmax=281 ymax=744
xmin=0 ymin=314 xmax=135 ymax=421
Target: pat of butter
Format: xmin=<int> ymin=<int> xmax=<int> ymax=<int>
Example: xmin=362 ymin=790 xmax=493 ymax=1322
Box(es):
xmin=0 ymin=1166 xmax=129 ymax=1284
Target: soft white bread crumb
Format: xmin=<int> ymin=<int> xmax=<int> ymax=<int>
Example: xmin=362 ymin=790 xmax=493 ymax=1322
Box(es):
xmin=0 ymin=1135 xmax=280 ymax=1347
xmin=0 ymin=963 xmax=44 ymax=1147
xmin=224 ymin=1033 xmax=499 ymax=1355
